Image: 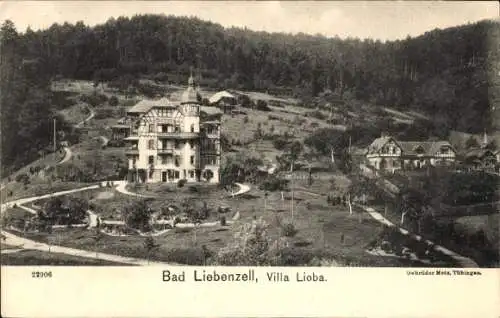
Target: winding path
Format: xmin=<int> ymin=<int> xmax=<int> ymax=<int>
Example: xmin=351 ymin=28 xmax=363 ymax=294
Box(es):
xmin=1 ymin=180 xmax=251 ymax=265
xmin=74 ymin=106 xmax=95 ymax=128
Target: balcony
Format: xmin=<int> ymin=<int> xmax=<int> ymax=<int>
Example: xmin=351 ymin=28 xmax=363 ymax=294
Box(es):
xmin=125 ymin=147 xmax=139 ymax=155
xmin=157 ymin=148 xmax=174 ymax=154
xmin=157 ymin=132 xmax=199 ymax=139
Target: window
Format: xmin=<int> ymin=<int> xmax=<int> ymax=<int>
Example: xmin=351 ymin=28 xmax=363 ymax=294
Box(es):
xmin=190 ymin=156 xmax=195 ymax=165
xmin=175 ymin=125 xmax=180 ymax=133
xmin=148 ymin=139 xmax=155 ymax=150
xmin=148 ymin=124 xmax=154 ymax=133
xmin=174 ymin=170 xmax=180 ymax=179
xmin=189 ymin=170 xmax=195 ymax=178
xmin=148 ymin=156 xmax=154 ymax=165
xmin=175 ymin=141 xmax=181 ymax=149
xmin=190 ymin=124 xmax=195 ymax=133
xmin=175 ymin=156 xmax=181 ymax=167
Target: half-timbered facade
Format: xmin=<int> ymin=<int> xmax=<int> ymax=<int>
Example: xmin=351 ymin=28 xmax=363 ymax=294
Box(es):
xmin=124 ymin=75 xmax=221 ymax=184
xmin=366 ymin=135 xmax=456 ymax=171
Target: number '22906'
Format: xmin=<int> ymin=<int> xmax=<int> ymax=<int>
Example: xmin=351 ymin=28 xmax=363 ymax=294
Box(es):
xmin=32 ymin=271 xmax=52 ymax=278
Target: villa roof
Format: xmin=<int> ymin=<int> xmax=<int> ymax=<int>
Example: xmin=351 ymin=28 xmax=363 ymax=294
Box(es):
xmin=127 ymin=97 xmax=176 ymax=114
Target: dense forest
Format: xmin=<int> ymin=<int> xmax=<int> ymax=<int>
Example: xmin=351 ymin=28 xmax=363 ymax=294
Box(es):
xmin=1 ymin=15 xmax=499 ymax=175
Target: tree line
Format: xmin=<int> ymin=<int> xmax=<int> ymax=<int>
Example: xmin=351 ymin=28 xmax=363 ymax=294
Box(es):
xmin=1 ymin=16 xmax=498 ymax=173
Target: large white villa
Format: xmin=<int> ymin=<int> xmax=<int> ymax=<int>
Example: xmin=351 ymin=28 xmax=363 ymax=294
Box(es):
xmin=124 ymin=75 xmax=222 ymax=184
xmin=366 ymin=135 xmax=456 ymax=171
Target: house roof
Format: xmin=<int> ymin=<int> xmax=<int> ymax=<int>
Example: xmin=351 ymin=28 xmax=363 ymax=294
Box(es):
xmin=111 ymin=124 xmax=130 ymax=129
xmin=367 ymin=136 xmax=397 ymax=154
xmin=464 ymin=148 xmax=496 ymax=159
xmin=399 ymin=141 xmax=455 ymax=156
xmin=200 ymin=106 xmax=223 ymax=115
xmin=127 ymin=97 xmax=175 ymax=114
xmin=209 ymin=91 xmax=236 ymax=104
xmin=367 ymin=136 xmax=455 ymax=156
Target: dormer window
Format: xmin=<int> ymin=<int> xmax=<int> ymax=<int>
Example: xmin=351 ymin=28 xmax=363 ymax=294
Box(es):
xmin=191 ymin=124 xmax=195 ymax=133
xmin=414 ymin=145 xmax=425 ymax=154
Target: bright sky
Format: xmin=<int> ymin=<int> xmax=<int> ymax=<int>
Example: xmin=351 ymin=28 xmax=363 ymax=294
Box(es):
xmin=0 ymin=1 xmax=498 ymax=40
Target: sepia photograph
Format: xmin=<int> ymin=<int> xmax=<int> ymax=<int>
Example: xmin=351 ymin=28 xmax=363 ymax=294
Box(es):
xmin=0 ymin=0 xmax=499 ymax=272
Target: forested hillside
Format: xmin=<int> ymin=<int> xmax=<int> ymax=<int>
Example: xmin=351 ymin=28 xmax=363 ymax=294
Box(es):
xmin=1 ymin=16 xmax=499 ymax=174
xmin=0 ymin=21 xmax=77 ymax=176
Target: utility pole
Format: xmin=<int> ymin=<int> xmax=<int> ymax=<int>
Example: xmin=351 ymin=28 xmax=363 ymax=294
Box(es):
xmin=291 ymin=161 xmax=294 ymax=221
xmin=53 ymin=118 xmax=57 ymax=153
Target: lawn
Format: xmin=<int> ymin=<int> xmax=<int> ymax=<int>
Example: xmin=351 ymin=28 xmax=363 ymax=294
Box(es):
xmin=2 ymin=177 xmax=456 ymax=267
xmin=1 ymin=249 xmax=129 ymax=266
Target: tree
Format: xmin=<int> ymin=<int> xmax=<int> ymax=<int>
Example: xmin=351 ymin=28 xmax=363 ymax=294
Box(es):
xmin=123 ymin=199 xmax=153 ymax=232
xmin=288 ymin=141 xmax=303 ymax=172
xmin=304 ymin=128 xmax=346 ymax=163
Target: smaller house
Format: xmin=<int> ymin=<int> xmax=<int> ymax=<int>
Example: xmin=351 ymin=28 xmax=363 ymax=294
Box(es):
xmin=462 ymin=148 xmax=497 ymax=172
xmin=209 ymin=91 xmax=237 ymax=113
xmin=366 ymin=135 xmax=456 ymax=172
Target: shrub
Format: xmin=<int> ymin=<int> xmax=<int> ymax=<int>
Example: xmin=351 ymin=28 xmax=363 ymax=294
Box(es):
xmin=15 ymin=173 xmax=30 ymax=185
xmin=177 ymin=179 xmax=187 ymax=188
xmin=109 ymin=96 xmax=119 ymax=106
xmin=188 ymin=185 xmax=199 ymax=193
xmin=243 ymin=116 xmax=249 ymax=123
xmin=259 ymin=176 xmax=289 ymax=192
xmin=175 ymin=227 xmax=192 ymax=234
xmin=220 ymin=215 xmax=227 ymax=226
xmin=268 ymin=114 xmax=280 ymax=120
xmin=272 ymin=137 xmax=289 ymax=150
xmin=281 ymin=223 xmax=298 ymax=237
xmin=256 ymin=100 xmax=271 ymax=111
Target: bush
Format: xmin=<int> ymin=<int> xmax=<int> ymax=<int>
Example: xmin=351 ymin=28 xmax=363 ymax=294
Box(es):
xmin=281 ymin=223 xmax=298 ymax=237
xmin=188 ymin=185 xmax=199 ymax=193
xmin=272 ymin=137 xmax=289 ymax=150
xmin=243 ymin=116 xmax=249 ymax=123
xmin=259 ymin=176 xmax=289 ymax=192
xmin=256 ymin=100 xmax=271 ymax=111
xmin=15 ymin=173 xmax=30 ymax=185
xmin=108 ymin=96 xmax=119 ymax=106
xmin=175 ymin=227 xmax=192 ymax=234
xmin=220 ymin=215 xmax=227 ymax=226
xmin=177 ymin=179 xmax=187 ymax=188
